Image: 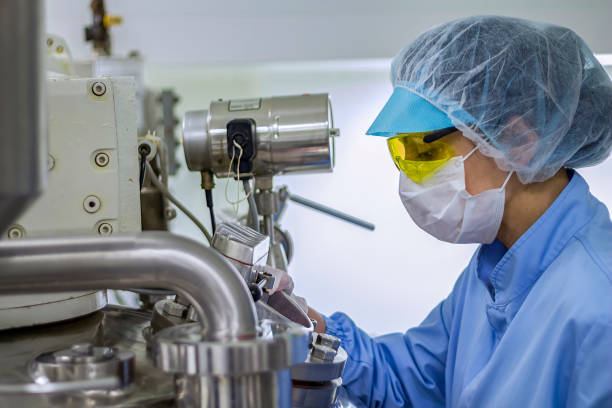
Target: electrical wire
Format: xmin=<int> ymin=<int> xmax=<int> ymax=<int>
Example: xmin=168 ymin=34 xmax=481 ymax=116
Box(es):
xmin=205 ymin=189 xmax=216 ymax=234
xmin=139 ymin=150 xmax=147 ymax=189
xmin=145 ymin=161 xmax=213 ymax=244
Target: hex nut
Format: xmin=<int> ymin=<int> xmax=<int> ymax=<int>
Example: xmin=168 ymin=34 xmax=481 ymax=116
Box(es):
xmin=83 ymin=195 xmax=101 ymax=213
xmin=163 ymin=301 xmax=188 ymax=318
xmin=91 ymin=81 xmax=107 ymax=96
xmin=98 ymin=223 xmax=113 ymax=235
xmin=311 ymin=345 xmax=337 ymax=362
xmin=94 ymin=152 xmax=110 ymax=167
xmin=314 ymin=333 xmax=341 ymax=351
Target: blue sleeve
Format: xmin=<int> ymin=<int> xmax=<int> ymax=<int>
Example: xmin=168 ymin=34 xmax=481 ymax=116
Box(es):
xmin=325 ymin=287 xmax=457 ymax=408
xmin=566 ymin=317 xmax=612 ymax=407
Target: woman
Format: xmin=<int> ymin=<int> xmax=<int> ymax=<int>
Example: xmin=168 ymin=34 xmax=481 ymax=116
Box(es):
xmin=303 ymin=16 xmax=612 ymax=407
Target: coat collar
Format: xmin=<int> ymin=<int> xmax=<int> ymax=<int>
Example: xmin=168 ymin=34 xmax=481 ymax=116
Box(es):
xmin=475 ymin=171 xmax=598 ymax=330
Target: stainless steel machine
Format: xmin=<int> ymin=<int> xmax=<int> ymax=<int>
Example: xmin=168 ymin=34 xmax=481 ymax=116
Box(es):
xmin=182 ymin=95 xmax=374 ymax=270
xmin=0 ymin=1 xmax=363 ymax=406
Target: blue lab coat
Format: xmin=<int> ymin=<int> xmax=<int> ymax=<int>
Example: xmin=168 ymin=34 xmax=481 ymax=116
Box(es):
xmin=325 ymin=171 xmax=612 ymax=407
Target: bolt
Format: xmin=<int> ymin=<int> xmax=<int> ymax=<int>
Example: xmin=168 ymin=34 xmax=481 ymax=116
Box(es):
xmin=47 ymin=154 xmax=55 ymax=171
xmin=91 ymin=81 xmax=106 ymax=96
xmin=314 ymin=333 xmax=341 ymax=351
xmin=46 ymin=38 xmax=53 ymax=47
xmin=7 ymin=226 xmax=23 ymax=239
xmin=83 ymin=195 xmax=101 ymax=213
xmin=56 ymin=45 xmax=64 ymax=54
xmin=311 ymin=345 xmax=337 ymax=362
xmin=98 ymin=222 xmax=113 ymax=235
xmin=94 ymin=152 xmax=110 ymax=167
xmin=165 ymin=207 xmax=177 ymax=220
xmin=163 ymin=301 xmax=188 ymax=318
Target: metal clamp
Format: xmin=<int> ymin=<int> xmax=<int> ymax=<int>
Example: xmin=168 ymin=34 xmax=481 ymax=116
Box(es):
xmin=153 ymin=302 xmax=311 ymax=376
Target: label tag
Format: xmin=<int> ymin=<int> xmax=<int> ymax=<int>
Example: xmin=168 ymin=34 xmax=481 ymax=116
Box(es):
xmin=229 ymin=98 xmax=261 ymax=111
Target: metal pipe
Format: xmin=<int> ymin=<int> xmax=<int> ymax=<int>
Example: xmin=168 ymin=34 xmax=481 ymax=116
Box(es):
xmin=243 ymin=180 xmax=260 ymax=232
xmin=0 ymin=232 xmax=257 ymax=341
xmin=289 ymin=194 xmax=376 ymax=231
xmin=264 ymin=215 xmax=275 ymax=243
xmin=0 ymin=0 xmax=47 ymax=233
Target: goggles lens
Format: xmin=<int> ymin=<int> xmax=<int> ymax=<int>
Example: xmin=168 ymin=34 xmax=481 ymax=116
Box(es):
xmin=387 ymin=133 xmax=456 ymax=183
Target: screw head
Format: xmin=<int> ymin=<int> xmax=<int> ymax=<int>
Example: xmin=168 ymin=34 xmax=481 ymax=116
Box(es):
xmin=98 ymin=222 xmax=113 ymax=235
xmin=165 ymin=208 xmax=177 ymax=220
xmin=47 ymin=155 xmax=55 ymax=171
xmin=83 ymin=195 xmax=101 ymax=213
xmin=91 ymin=81 xmax=107 ymax=96
xmin=94 ymin=152 xmax=110 ymax=167
xmin=7 ymin=226 xmax=24 ymax=239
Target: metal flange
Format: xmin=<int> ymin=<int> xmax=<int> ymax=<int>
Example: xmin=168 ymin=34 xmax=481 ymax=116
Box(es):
xmin=153 ymin=302 xmax=311 ymax=376
xmin=30 ymin=343 xmax=135 ymax=388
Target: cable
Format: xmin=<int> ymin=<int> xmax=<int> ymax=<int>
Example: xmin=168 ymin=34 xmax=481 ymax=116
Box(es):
xmin=139 ymin=150 xmax=147 ymax=189
xmin=145 ymin=161 xmax=213 ymax=244
xmin=205 ymin=189 xmax=216 ymax=234
xmin=243 ymin=179 xmax=260 ymax=232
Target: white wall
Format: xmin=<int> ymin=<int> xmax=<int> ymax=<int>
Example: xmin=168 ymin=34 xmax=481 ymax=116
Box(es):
xmin=146 ymin=60 xmax=612 ymax=335
xmin=45 ymin=0 xmax=612 ymax=64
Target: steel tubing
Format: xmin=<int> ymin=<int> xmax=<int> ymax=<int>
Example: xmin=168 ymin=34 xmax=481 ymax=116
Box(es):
xmin=0 ymin=232 xmax=257 ymax=340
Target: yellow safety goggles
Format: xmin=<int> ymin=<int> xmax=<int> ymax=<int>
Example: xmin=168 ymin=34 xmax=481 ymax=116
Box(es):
xmin=387 ymin=129 xmax=456 ymax=183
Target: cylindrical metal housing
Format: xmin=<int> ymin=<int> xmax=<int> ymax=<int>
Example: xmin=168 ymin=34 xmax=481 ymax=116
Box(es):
xmin=175 ymin=371 xmax=292 ymax=408
xmin=183 ymin=94 xmax=336 ymax=177
xmin=0 ymin=0 xmax=47 ymax=233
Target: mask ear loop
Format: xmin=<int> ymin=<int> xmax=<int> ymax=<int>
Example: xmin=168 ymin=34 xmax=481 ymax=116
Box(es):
xmin=462 ymin=145 xmax=514 ymax=190
xmin=500 ymin=171 xmax=513 ymax=190
xmin=461 ymin=145 xmax=479 ymax=162
xmin=224 ymin=140 xmax=253 ymax=216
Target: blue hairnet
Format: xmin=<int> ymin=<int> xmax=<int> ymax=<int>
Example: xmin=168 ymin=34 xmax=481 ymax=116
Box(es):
xmin=391 ymin=15 xmax=612 ymax=183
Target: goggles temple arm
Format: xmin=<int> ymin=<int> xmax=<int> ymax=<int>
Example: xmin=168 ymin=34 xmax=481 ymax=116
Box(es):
xmin=423 ymin=126 xmax=458 ymax=143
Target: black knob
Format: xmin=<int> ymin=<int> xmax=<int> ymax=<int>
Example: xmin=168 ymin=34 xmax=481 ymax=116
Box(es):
xmin=248 ymin=283 xmax=263 ymax=302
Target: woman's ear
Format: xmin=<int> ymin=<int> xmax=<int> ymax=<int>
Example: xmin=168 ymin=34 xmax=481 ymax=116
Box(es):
xmin=503 ymin=115 xmax=538 ymax=165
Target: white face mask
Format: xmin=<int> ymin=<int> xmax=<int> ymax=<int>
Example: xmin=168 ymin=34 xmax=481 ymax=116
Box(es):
xmin=398 ymin=147 xmax=513 ymax=244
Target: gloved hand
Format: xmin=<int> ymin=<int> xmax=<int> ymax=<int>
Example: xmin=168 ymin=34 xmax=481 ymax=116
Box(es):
xmin=252 ymin=265 xmax=326 ymax=333
xmin=252 ymin=264 xmax=308 ymax=314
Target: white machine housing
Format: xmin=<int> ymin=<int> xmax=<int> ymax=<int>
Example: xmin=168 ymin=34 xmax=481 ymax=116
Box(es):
xmin=0 ymin=76 xmax=141 ymax=329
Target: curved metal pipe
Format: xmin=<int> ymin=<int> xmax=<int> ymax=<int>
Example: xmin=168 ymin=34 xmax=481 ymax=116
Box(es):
xmin=0 ymin=232 xmax=257 ymax=341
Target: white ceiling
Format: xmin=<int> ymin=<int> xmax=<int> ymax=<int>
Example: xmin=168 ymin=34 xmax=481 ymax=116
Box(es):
xmin=46 ymin=0 xmax=612 ymax=64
